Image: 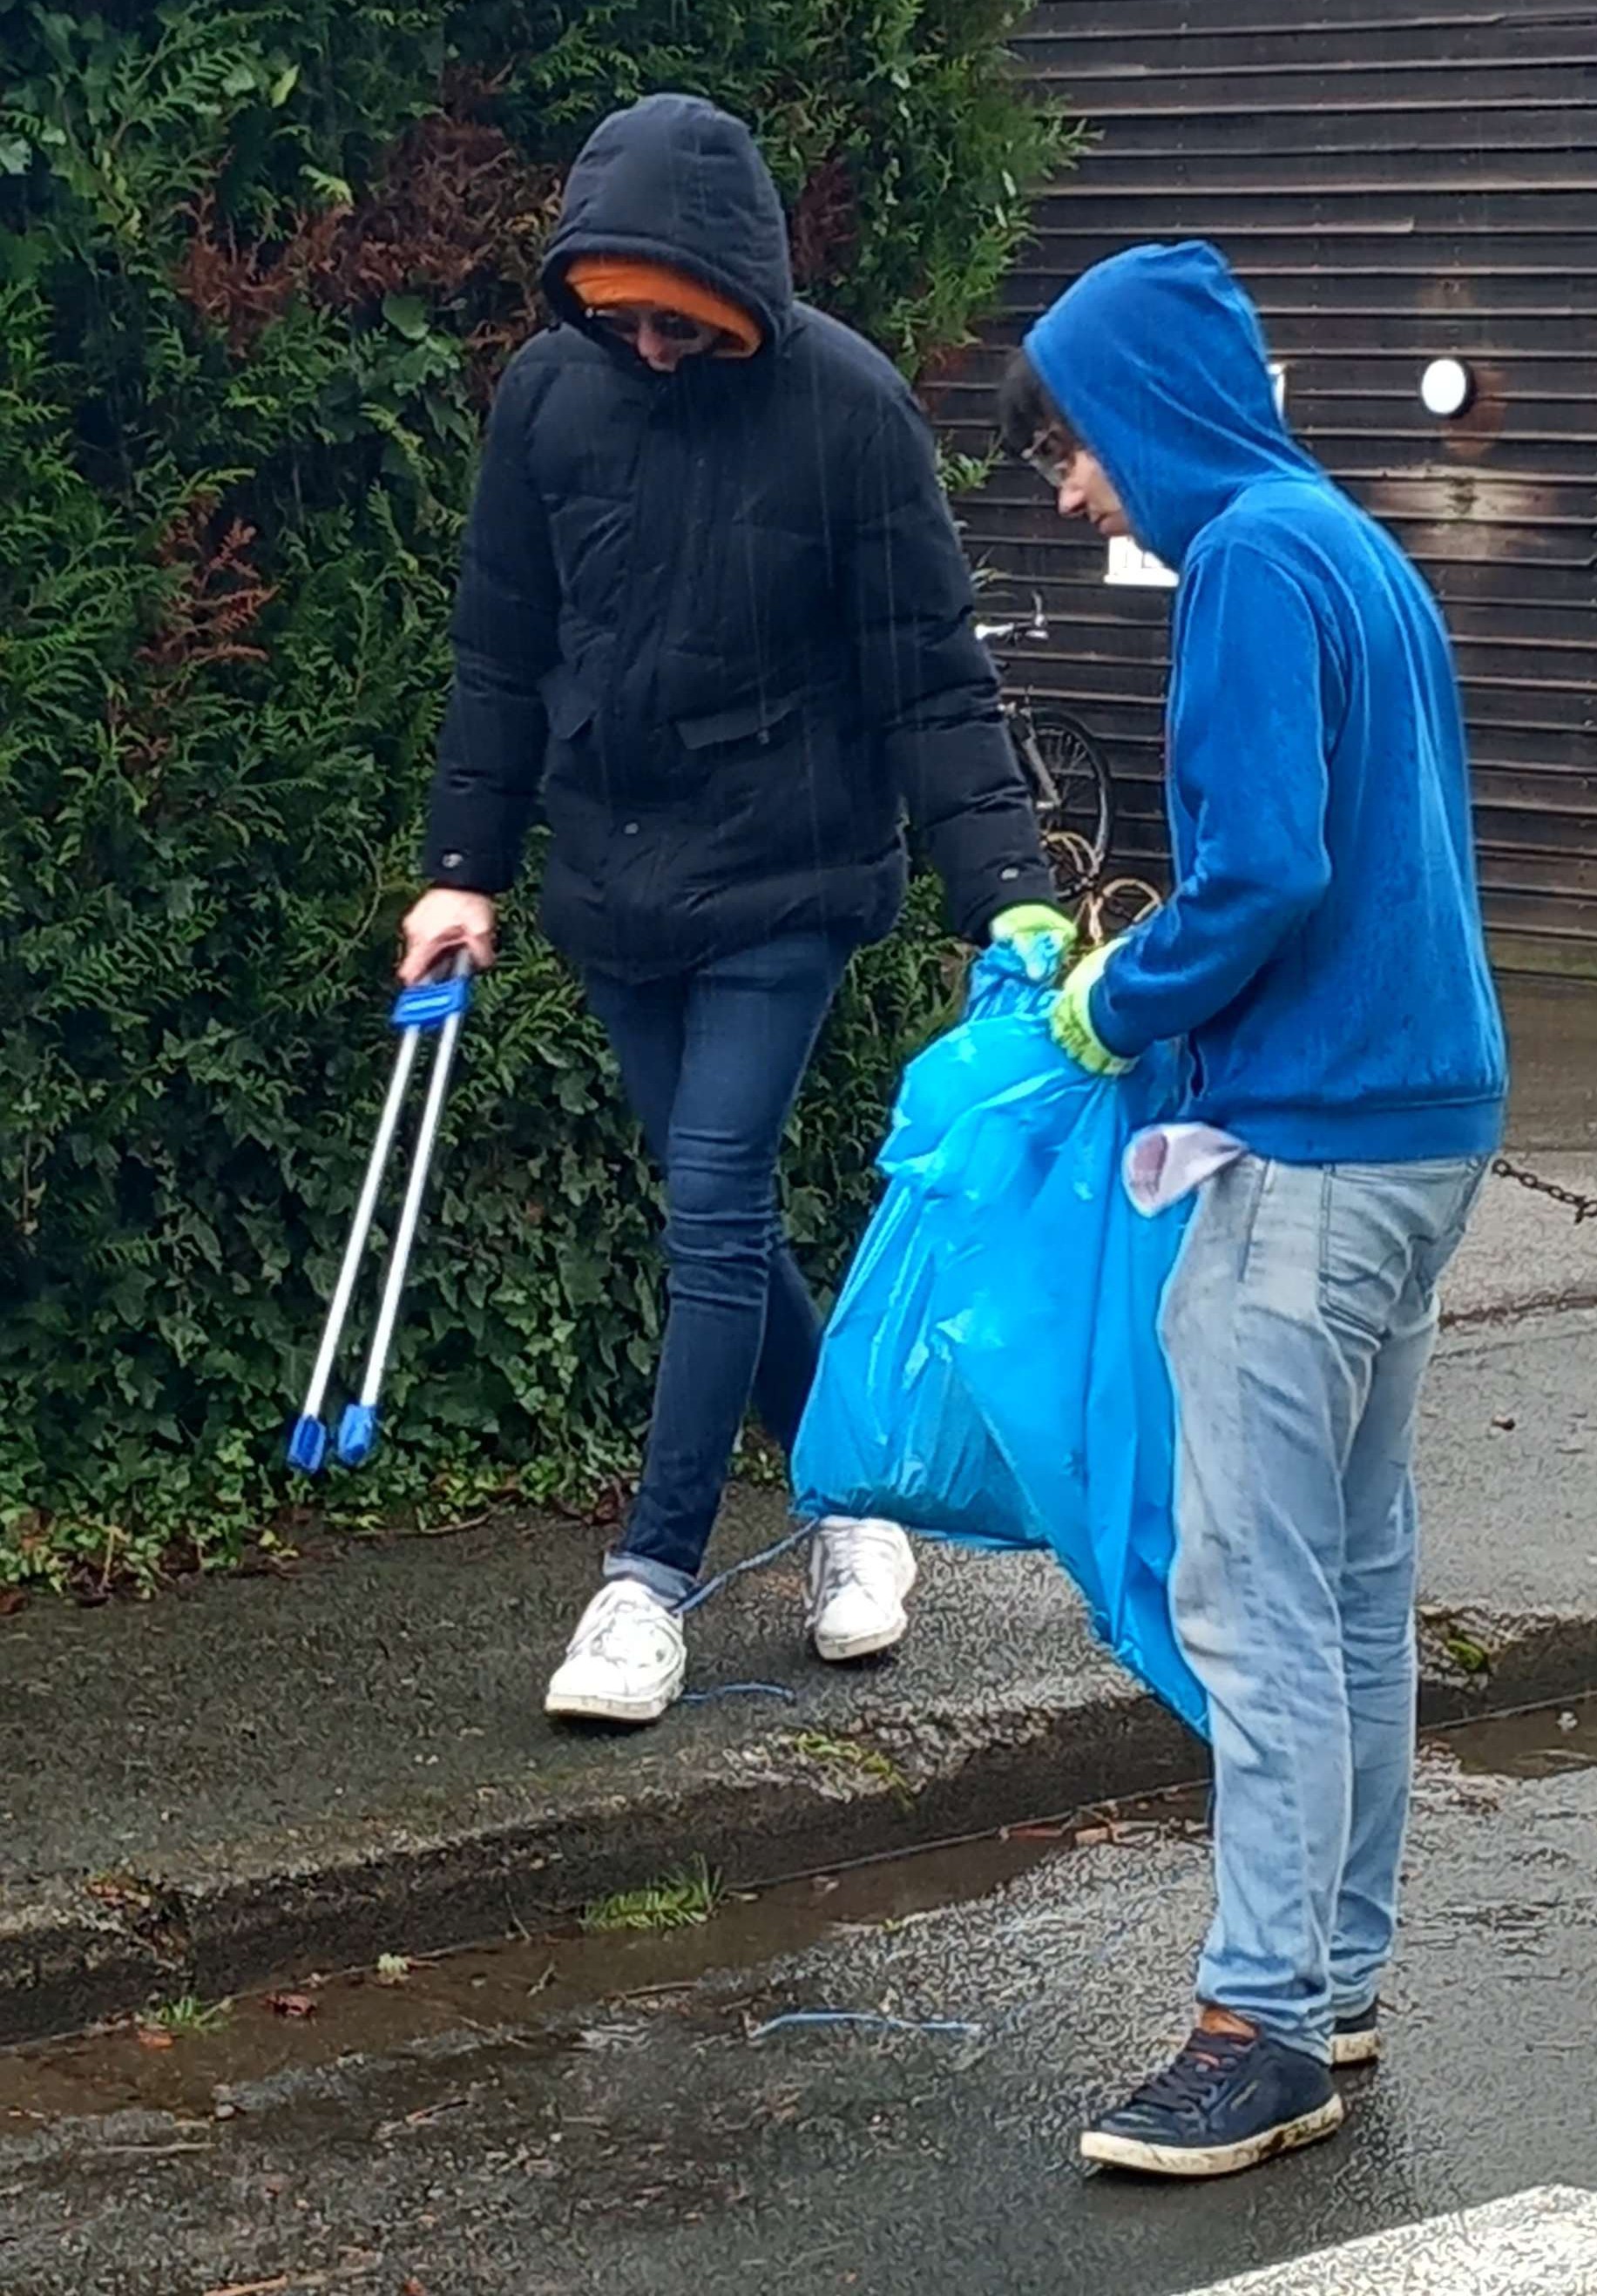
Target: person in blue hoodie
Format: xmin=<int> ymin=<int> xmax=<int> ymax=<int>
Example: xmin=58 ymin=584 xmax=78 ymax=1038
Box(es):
xmin=999 ymin=242 xmax=1507 ymax=2178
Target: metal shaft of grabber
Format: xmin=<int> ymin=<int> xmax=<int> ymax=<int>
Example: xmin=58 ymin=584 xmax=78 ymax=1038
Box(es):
xmin=286 ymin=1025 xmax=423 ymax=1474
xmin=336 ymin=949 xmax=472 ymax=1467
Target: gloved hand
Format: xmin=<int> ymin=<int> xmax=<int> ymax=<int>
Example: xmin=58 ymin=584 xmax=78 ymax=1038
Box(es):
xmin=990 ymin=902 xmax=1078 ymax=985
xmin=1051 ymin=940 xmax=1135 ymax=1075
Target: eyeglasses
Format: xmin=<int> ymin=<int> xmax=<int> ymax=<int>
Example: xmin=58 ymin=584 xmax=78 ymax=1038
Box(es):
xmin=586 ymin=305 xmax=723 ymax=352
xmin=1023 ymin=439 xmax=1073 ymax=494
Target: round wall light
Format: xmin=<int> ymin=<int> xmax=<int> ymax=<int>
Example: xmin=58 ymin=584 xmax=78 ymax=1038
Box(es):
xmin=1420 ymin=357 xmax=1475 ymax=419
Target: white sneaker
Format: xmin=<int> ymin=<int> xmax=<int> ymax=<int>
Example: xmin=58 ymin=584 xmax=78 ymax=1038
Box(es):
xmin=807 ymin=1517 xmax=917 ymax=1663
xmin=545 ymin=1580 xmax=687 ymax=1724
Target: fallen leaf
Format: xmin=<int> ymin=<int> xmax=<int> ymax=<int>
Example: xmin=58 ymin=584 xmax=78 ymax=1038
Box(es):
xmin=267 ymin=1991 xmax=319 ymax=2019
xmin=0 ymin=1590 xmax=26 ymax=1617
xmin=402 ymin=2279 xmax=428 ymax=2295
xmin=86 ymin=1874 xmax=152 ymax=1911
xmin=136 ymin=2026 xmax=175 ymax=2051
xmin=98 ymin=2138 xmax=213 ymax=2158
xmin=374 ymin=2097 xmax=470 ymax=2143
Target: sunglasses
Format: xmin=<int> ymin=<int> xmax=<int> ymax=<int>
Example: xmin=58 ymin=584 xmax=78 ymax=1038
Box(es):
xmin=586 ymin=305 xmax=723 ymax=351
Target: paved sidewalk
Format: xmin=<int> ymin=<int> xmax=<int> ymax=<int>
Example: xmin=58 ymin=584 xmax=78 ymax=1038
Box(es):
xmin=3 ymin=1265 xmax=1595 ymax=2043
xmin=1445 ymin=1155 xmax=1597 ymax=1323
xmin=3 ymin=987 xmax=1595 ymax=2043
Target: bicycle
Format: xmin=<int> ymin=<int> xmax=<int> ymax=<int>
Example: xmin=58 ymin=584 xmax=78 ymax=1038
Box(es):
xmin=975 ymin=595 xmax=1162 ymax=946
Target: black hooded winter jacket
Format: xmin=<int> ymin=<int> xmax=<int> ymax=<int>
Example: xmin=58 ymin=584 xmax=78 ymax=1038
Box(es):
xmin=422 ymin=93 xmax=1055 ymax=978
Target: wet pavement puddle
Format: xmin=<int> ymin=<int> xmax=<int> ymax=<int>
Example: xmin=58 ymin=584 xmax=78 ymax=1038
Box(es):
xmin=3 ymin=1699 xmax=1587 ymax=2130
xmin=0 ymin=1823 xmax=1067 ymax=2127
xmin=1435 ymin=1692 xmax=1597 ymax=1781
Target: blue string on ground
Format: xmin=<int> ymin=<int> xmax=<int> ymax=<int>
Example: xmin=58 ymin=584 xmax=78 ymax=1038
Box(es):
xmin=748 ymin=2010 xmax=984 ymax=2042
xmin=675 ymin=1525 xmax=812 ymax=1617
xmin=680 ymin=1681 xmax=798 ymax=1705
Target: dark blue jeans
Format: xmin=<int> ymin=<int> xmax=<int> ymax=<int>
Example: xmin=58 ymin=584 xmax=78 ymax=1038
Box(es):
xmin=582 ymin=933 xmax=852 ymax=1597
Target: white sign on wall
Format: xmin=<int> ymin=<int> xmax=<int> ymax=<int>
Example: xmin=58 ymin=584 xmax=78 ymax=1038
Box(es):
xmin=1105 ymin=363 xmax=1289 ymax=590
xmin=1106 ymin=535 xmax=1179 ymax=590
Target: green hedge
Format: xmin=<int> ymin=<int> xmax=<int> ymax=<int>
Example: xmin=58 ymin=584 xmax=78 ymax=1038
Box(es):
xmin=0 ymin=0 xmax=1066 ymax=1591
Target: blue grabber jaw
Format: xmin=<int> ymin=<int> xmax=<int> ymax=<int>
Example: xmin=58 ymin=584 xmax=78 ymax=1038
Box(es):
xmin=335 ymin=1401 xmax=381 ymax=1468
xmin=286 ymin=1415 xmax=328 ymax=1475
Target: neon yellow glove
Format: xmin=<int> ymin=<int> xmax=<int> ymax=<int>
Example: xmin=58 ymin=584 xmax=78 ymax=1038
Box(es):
xmin=1051 ymin=940 xmax=1135 ymax=1075
xmin=990 ymin=902 xmax=1078 ymax=985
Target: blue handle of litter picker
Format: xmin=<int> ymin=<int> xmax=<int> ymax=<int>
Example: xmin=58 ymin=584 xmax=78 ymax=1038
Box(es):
xmin=390 ymin=973 xmax=472 ymax=1032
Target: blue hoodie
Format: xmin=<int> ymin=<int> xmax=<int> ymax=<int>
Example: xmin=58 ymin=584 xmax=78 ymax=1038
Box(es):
xmin=1025 ymin=243 xmax=1506 ymax=1165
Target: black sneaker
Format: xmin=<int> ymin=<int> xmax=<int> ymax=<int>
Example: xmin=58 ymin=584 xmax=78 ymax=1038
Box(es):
xmin=1080 ymin=2026 xmax=1345 ymax=2178
xmin=1331 ymin=2002 xmax=1381 ymax=2068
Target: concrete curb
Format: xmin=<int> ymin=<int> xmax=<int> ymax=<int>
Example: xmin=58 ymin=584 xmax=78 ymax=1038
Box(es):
xmin=0 ymin=1690 xmax=1194 ymax=2047
xmin=4 ymin=1607 xmax=1593 ymax=2050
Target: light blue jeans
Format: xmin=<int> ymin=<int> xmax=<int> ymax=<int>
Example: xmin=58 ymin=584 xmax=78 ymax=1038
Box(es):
xmin=1161 ymin=1153 xmax=1489 ymax=2062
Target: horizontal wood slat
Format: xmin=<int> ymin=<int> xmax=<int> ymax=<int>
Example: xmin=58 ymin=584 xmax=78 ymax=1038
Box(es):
xmin=956 ymin=2 xmax=1597 ymax=964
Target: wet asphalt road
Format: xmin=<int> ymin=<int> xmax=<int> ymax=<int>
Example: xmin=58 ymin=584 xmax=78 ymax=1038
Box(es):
xmin=3 ymin=1705 xmax=1595 ymax=2296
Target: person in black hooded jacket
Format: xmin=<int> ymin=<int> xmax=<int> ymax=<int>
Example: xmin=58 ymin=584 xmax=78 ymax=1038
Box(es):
xmin=400 ymin=93 xmax=1070 ymax=1725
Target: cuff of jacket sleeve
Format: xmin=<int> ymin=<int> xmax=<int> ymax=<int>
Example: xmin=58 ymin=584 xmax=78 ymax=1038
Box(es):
xmin=423 ymin=837 xmax=512 ymax=897
xmin=963 ymin=861 xmax=1060 ymax=945
xmin=1086 ymin=968 xmax=1147 ymax=1063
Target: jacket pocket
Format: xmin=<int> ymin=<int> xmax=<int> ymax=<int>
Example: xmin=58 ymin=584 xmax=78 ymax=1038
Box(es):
xmin=674 ymin=693 xmax=801 ymax=754
xmin=539 ymin=666 xmax=598 ymax=745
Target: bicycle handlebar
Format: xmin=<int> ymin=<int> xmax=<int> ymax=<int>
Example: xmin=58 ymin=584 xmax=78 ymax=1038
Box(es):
xmin=975 ymin=591 xmax=1049 ymax=650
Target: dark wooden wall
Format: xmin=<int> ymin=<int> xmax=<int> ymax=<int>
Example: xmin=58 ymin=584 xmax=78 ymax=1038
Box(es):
xmin=932 ymin=0 xmax=1597 ymax=976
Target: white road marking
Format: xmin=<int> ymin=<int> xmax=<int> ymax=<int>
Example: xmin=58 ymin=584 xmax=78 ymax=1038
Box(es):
xmin=1194 ymin=2186 xmax=1597 ymax=2294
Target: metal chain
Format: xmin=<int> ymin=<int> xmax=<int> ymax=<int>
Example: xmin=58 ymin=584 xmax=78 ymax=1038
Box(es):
xmin=1492 ymin=1155 xmax=1597 ymax=1226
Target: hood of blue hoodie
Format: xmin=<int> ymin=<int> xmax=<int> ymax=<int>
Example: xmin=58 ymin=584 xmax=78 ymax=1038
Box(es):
xmin=542 ymin=93 xmax=793 ymax=353
xmin=1024 ymin=242 xmax=1320 ymax=570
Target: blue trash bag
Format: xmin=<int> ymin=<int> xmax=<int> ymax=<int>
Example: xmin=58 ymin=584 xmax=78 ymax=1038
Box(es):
xmin=791 ymin=942 xmax=1208 ymax=1739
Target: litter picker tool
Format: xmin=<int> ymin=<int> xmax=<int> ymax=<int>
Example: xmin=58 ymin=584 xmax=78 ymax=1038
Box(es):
xmin=287 ymin=948 xmax=474 ymax=1476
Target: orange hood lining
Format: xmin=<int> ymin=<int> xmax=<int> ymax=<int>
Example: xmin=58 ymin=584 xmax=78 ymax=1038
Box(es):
xmin=565 ymin=258 xmax=763 ymax=359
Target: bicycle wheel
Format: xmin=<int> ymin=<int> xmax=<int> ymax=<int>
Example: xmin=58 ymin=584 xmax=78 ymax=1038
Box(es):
xmin=1015 ymin=710 xmax=1116 ymax=899
xmin=1085 ymin=874 xmax=1163 ymax=945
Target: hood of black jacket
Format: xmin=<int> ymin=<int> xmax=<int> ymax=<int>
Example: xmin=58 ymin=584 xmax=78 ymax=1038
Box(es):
xmin=541 ymin=93 xmax=793 ymax=352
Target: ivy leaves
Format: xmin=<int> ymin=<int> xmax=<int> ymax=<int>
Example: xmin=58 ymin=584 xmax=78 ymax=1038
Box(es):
xmin=0 ymin=0 xmax=1057 ymax=1590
